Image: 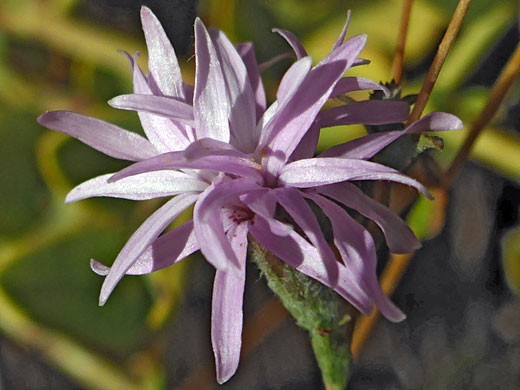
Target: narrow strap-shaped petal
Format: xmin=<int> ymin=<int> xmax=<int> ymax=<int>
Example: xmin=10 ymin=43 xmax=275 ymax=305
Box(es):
xmin=318 ymin=182 xmax=420 ymax=253
xmin=109 ymin=150 xmax=264 ymax=184
xmin=258 ymin=52 xmax=293 ymax=72
xmin=99 ymin=192 xmax=198 ymax=305
xmin=329 ymin=76 xmax=390 ymax=98
xmin=249 ymin=216 xmax=373 ymax=315
xmin=109 ymin=94 xmax=194 ymax=123
xmin=239 ymin=189 xmax=292 ymax=236
xmin=331 ymin=10 xmax=351 ymax=51
xmin=210 ymin=29 xmax=257 ymax=153
xmin=256 ymin=58 xmax=311 ymax=151
xmin=280 ymin=157 xmax=432 ymax=198
xmin=125 ymin=49 xmax=193 ymax=152
xmin=289 ymin=121 xmax=320 ymax=162
xmin=272 ymin=28 xmax=308 ymax=59
xmin=275 ymin=187 xmax=339 ymax=285
xmin=319 ymin=100 xmax=410 ymax=127
xmin=183 ymin=138 xmax=249 ymax=160
xmin=235 ymin=42 xmax=266 ymax=121
xmin=321 ymin=112 xmax=463 ymax=159
xmin=305 ymin=192 xmax=405 ymax=322
xmin=352 ymin=58 xmax=370 ymax=67
xmin=318 ymin=34 xmax=367 ymax=67
xmin=37 ymin=111 xmax=157 ymax=161
xmin=91 ymin=220 xmax=199 ymax=275
xmin=195 ymin=178 xmax=261 ymax=224
xmin=65 ymin=171 xmax=207 ymax=203
xmin=276 ymin=56 xmax=313 ymax=105
xmin=194 ymin=180 xmax=258 ymax=270
xmin=262 ymin=61 xmax=347 ymax=176
xmin=262 ymin=35 xmax=367 ymax=176
xmin=239 ymin=188 xmax=276 ymax=219
xmin=212 ymin=222 xmax=248 ymax=384
xmin=183 ymin=83 xmax=194 ymax=103
xmin=141 ymin=6 xmax=184 ymax=99
xmin=194 ymin=18 xmax=230 ymax=142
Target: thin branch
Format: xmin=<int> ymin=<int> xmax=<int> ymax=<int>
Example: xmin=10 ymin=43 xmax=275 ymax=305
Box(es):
xmin=392 ymin=0 xmax=414 ymax=85
xmin=407 ymin=0 xmax=472 ymax=125
xmin=444 ymin=43 xmax=520 ymax=187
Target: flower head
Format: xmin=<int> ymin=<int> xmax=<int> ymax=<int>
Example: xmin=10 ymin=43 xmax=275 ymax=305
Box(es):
xmin=37 ymin=6 xmax=462 ymax=384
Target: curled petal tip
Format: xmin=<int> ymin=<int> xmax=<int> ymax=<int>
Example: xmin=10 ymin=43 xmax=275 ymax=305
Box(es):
xmin=90 ymin=259 xmax=110 ymax=276
xmin=140 ymin=5 xmax=152 ymax=16
xmin=36 ymin=111 xmax=53 ymax=126
xmin=454 ymin=118 xmax=464 ymax=130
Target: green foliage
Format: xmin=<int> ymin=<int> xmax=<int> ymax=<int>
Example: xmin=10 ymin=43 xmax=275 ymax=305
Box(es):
xmin=0 ymin=228 xmax=153 ymax=356
xmin=0 ymin=108 xmax=51 ymax=236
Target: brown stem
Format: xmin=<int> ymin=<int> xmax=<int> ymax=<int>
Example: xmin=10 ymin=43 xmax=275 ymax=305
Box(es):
xmin=407 ymin=0 xmax=472 ymax=125
xmin=444 ymin=43 xmax=520 ymax=187
xmin=392 ymin=0 xmax=414 ymax=85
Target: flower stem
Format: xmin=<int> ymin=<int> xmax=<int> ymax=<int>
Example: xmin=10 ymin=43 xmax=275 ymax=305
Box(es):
xmin=443 ymin=43 xmax=520 ymax=187
xmin=407 ymin=0 xmax=472 ymax=125
xmin=250 ymin=240 xmax=355 ymax=390
xmin=392 ymin=0 xmax=414 ymax=85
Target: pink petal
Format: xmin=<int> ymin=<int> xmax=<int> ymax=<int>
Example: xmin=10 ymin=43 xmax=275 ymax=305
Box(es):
xmin=261 ymin=60 xmax=347 ymax=176
xmin=210 ymin=29 xmax=257 ymax=153
xmin=108 ymin=150 xmax=264 ymax=184
xmin=109 ymin=94 xmax=194 ymax=123
xmin=305 ymin=192 xmax=405 ymax=322
xmin=275 ymin=187 xmax=339 ymax=285
xmin=280 ymin=157 xmax=432 ymax=198
xmin=235 ymin=42 xmax=266 ymax=121
xmin=125 ymin=50 xmax=193 ymax=152
xmin=99 ymin=193 xmax=198 ymax=305
xmin=194 ymin=179 xmax=259 ymax=270
xmin=289 ymin=121 xmax=320 ymax=161
xmin=240 ymin=189 xmax=292 ymax=236
xmin=65 ymin=171 xmax=206 ymax=203
xmin=212 ymin=222 xmax=248 ymax=384
xmin=275 ymin=56 xmax=313 ymax=105
xmin=329 ymin=76 xmax=390 ymax=98
xmin=331 ymin=10 xmax=351 ymax=51
xmin=37 ymin=111 xmax=157 ymax=161
xmin=249 ymin=216 xmax=373 ymax=315
xmin=272 ymin=28 xmax=308 ymax=59
xmin=318 ymin=182 xmax=420 ymax=253
xmin=91 ymin=220 xmax=199 ymax=275
xmin=321 ymin=112 xmax=463 ymax=160
xmin=319 ymin=100 xmax=410 ymax=127
xmin=262 ymin=35 xmax=367 ymax=176
xmin=183 ymin=138 xmax=250 ymax=161
xmin=318 ymin=34 xmax=367 ymax=67
xmin=140 ymin=6 xmax=184 ymax=99
xmin=194 ymin=18 xmax=230 ymax=142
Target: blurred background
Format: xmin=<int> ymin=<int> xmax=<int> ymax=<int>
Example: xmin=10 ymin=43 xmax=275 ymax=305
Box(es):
xmin=0 ymin=0 xmax=519 ymax=388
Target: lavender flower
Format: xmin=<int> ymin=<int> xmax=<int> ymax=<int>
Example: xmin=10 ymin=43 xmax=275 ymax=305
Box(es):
xmin=38 ymin=7 xmax=462 ymax=384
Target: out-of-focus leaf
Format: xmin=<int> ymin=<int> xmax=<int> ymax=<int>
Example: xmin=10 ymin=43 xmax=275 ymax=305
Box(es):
xmin=2 ymin=1 xmax=143 ymax=78
xmin=0 ymin=228 xmax=153 ymax=357
xmin=0 ymin=109 xmax=51 ymax=236
xmin=436 ymin=1 xmax=516 ymax=92
xmin=501 ymin=225 xmax=520 ymax=296
xmin=406 ymin=188 xmax=448 ymax=241
xmin=442 ymin=126 xmax=520 ymax=183
xmin=0 ymin=288 xmax=139 ymax=390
